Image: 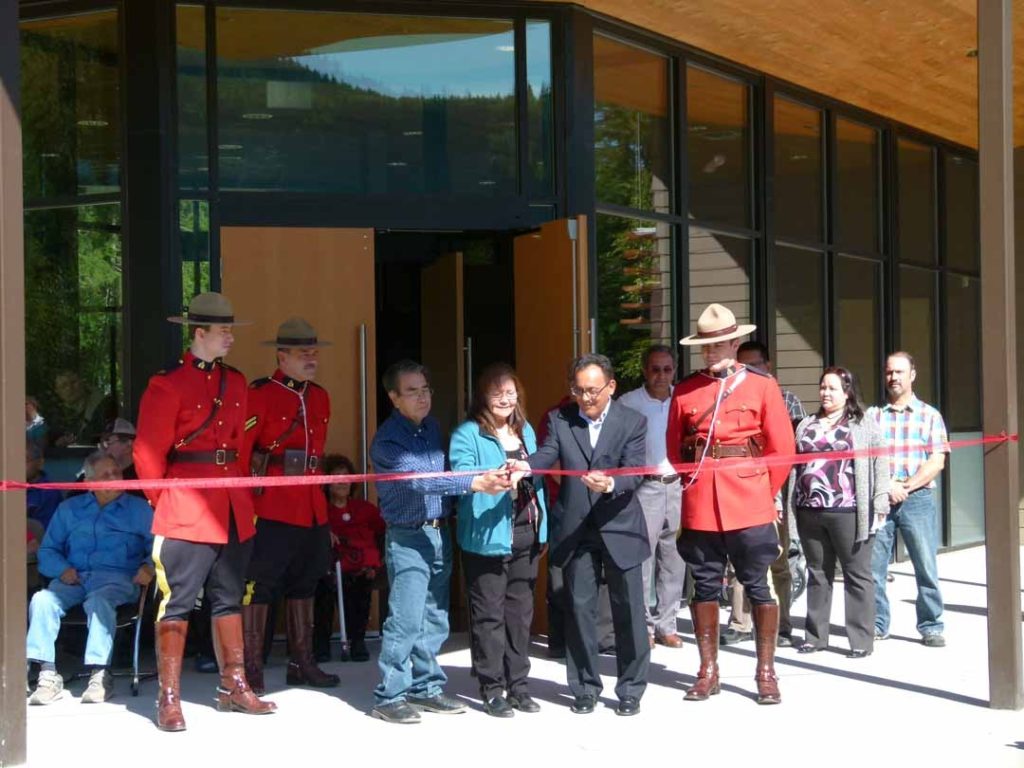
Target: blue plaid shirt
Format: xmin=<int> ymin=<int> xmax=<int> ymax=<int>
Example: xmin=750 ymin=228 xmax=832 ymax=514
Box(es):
xmin=867 ymin=395 xmax=949 ymax=488
xmin=370 ymin=410 xmax=474 ymax=527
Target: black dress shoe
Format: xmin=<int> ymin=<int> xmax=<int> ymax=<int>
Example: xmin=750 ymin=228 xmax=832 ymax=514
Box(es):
xmin=797 ymin=643 xmax=824 ymax=654
xmin=847 ymin=649 xmax=872 ymax=659
xmin=483 ymin=695 xmax=514 ymax=718
xmin=507 ymin=693 xmax=541 ymax=713
xmin=547 ymin=646 xmax=566 ymax=660
xmin=616 ymin=696 xmax=640 ymax=716
xmin=720 ymin=628 xmax=753 ymax=645
xmin=777 ymin=633 xmax=794 ymax=648
xmin=570 ymin=695 xmax=596 ymax=714
xmin=349 ymin=639 xmax=370 ymax=662
xmin=370 ymin=701 xmax=421 ymax=724
xmin=407 ymin=694 xmax=467 ymax=714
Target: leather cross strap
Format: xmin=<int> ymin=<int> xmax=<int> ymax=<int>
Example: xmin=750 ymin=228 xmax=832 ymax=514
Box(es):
xmin=261 ymin=404 xmax=304 ymax=454
xmin=168 ymin=364 xmax=227 ymax=462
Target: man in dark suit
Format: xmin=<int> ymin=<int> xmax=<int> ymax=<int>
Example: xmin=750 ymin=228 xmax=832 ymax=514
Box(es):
xmin=513 ymin=354 xmax=650 ymax=716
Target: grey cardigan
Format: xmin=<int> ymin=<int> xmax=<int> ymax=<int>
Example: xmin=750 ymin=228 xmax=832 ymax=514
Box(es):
xmin=785 ymin=414 xmax=891 ymax=542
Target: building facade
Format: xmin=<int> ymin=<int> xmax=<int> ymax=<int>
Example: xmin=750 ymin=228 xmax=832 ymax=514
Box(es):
xmin=19 ymin=0 xmax=984 ymax=547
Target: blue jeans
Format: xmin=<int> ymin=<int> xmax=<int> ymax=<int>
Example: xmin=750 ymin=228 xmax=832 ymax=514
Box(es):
xmin=26 ymin=571 xmax=138 ymax=666
xmin=374 ymin=526 xmax=451 ymax=705
xmin=871 ymin=490 xmax=944 ymax=637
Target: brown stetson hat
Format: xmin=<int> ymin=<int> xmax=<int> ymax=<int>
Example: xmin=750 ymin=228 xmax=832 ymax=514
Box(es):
xmin=167 ymin=292 xmax=251 ymax=326
xmin=679 ymin=303 xmax=757 ymax=346
xmin=261 ymin=317 xmax=332 ymax=348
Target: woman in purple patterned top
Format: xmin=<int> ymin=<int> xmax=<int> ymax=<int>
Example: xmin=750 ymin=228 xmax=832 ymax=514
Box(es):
xmin=787 ymin=367 xmax=889 ymax=658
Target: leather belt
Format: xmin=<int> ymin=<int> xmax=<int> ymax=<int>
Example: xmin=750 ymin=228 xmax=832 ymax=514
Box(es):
xmin=170 ymin=449 xmax=238 ymax=466
xmin=645 ymin=474 xmax=680 ymax=484
xmin=709 ymin=443 xmax=753 ymax=459
xmin=267 ymin=454 xmax=320 ymax=471
xmin=424 ymin=518 xmax=448 ymax=529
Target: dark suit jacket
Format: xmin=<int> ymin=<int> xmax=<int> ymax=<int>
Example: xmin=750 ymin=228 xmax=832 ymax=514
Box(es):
xmin=528 ymin=400 xmax=650 ymax=571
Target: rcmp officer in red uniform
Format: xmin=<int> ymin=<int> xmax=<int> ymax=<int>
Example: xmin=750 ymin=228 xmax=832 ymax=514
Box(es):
xmin=134 ymin=292 xmax=276 ymax=732
xmin=666 ymin=304 xmax=795 ymax=705
xmin=242 ymin=318 xmax=339 ymax=693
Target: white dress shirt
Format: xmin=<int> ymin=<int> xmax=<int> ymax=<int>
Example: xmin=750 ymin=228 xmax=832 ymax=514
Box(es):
xmin=580 ymin=400 xmax=614 ymax=491
xmin=618 ymin=385 xmax=675 ymax=476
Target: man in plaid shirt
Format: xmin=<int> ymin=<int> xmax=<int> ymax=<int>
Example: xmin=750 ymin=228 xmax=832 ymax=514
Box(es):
xmin=867 ymin=351 xmax=949 ymax=647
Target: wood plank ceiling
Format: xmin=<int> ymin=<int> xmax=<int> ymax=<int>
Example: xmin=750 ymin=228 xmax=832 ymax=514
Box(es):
xmin=552 ymin=0 xmax=1024 ymax=149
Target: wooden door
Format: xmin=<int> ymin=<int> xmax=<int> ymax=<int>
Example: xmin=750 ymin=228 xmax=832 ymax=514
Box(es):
xmin=420 ymin=251 xmax=466 ymax=439
xmin=220 ymin=227 xmax=377 ymax=477
xmin=512 ymin=216 xmax=590 ymax=634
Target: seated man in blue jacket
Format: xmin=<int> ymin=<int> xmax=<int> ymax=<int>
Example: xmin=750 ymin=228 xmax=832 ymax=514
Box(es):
xmin=27 ymin=451 xmax=154 ymax=705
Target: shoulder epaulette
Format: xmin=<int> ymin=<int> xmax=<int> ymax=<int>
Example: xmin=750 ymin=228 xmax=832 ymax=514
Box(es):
xmin=156 ymin=359 xmax=184 ymax=376
xmin=678 ymin=370 xmax=702 ymax=383
xmin=249 ymin=376 xmax=272 ymax=389
xmin=220 ymin=362 xmax=244 ymax=376
xmin=306 ymin=380 xmax=327 ymax=393
xmin=744 ymin=365 xmax=771 ymax=378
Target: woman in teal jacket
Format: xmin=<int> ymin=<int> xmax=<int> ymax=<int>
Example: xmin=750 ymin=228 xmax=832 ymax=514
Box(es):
xmin=450 ymin=363 xmax=547 ymax=718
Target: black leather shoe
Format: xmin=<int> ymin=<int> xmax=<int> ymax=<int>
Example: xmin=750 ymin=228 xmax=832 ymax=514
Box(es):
xmin=720 ymin=628 xmax=752 ymax=645
xmin=777 ymin=633 xmax=794 ymax=648
xmin=370 ymin=701 xmax=421 ymax=724
xmin=847 ymin=649 xmax=871 ymax=659
xmin=349 ymin=639 xmax=370 ymax=662
xmin=483 ymin=695 xmax=514 ymax=718
xmin=797 ymin=643 xmax=824 ymax=654
xmin=507 ymin=693 xmax=540 ymax=713
xmin=547 ymin=646 xmax=566 ymax=660
xmin=407 ymin=694 xmax=467 ymax=714
xmin=570 ymin=695 xmax=596 ymax=714
xmin=616 ymin=696 xmax=640 ymax=716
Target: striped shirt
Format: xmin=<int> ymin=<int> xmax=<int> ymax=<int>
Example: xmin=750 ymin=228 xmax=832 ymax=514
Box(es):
xmin=867 ymin=395 xmax=949 ymax=488
xmin=369 ymin=410 xmax=474 ymax=527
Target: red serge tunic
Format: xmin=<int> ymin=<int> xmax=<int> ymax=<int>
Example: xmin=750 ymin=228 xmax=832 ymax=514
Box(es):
xmin=245 ymin=370 xmax=330 ymax=527
xmin=327 ymin=498 xmax=385 ymax=574
xmin=134 ymin=351 xmax=256 ymax=545
xmin=666 ymin=366 xmax=795 ymax=532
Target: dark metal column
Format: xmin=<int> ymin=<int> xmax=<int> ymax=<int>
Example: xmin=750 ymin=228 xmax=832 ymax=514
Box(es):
xmin=122 ymin=0 xmax=180 ymax=417
xmin=0 ymin=0 xmax=27 ymax=763
xmin=978 ymin=0 xmax=1023 ymax=710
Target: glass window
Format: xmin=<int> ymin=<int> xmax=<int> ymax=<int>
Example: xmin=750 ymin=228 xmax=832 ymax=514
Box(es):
xmin=773 ymin=98 xmax=823 ymax=243
xmin=180 ymin=200 xmax=212 ymax=309
xmin=25 ymin=204 xmax=123 ymax=451
xmin=526 ymin=20 xmax=554 ymax=196
xmin=897 ymin=265 xmax=938 ymax=404
xmin=944 ymin=154 xmax=980 ymax=273
xmin=835 ymin=256 xmax=882 ymax=404
xmin=686 ymin=228 xmax=752 ymax=373
xmin=177 ymin=5 xmax=208 ymax=191
xmin=594 ymin=35 xmax=671 ymax=213
xmin=897 ymin=138 xmax=937 ymax=265
xmin=216 ymin=10 xmax=517 ymax=195
xmin=21 ymin=11 xmax=121 ymax=201
xmin=774 ymin=245 xmax=824 ymax=410
xmin=948 ymin=432 xmax=984 ymax=546
xmin=835 ymin=118 xmax=880 ymax=253
xmin=596 ymin=213 xmax=674 ymax=391
xmin=945 ymin=274 xmax=980 ymax=429
xmin=687 ymin=66 xmax=751 ymax=228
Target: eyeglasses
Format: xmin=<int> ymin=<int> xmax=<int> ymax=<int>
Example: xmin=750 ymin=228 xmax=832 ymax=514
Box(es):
xmin=401 ymin=386 xmax=433 ymax=400
xmin=647 ymin=366 xmax=675 ymax=374
xmin=569 ymin=381 xmax=612 ymax=400
xmin=488 ymin=391 xmax=518 ymax=402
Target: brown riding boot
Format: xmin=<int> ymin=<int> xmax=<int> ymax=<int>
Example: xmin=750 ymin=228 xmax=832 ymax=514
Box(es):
xmin=155 ymin=619 xmax=188 ymax=732
xmin=285 ymin=598 xmax=340 ymax=688
xmin=685 ymin=601 xmax=721 ymax=701
xmin=242 ymin=603 xmax=269 ymax=695
xmin=212 ymin=614 xmax=277 ymax=715
xmin=752 ymin=602 xmax=781 ymax=705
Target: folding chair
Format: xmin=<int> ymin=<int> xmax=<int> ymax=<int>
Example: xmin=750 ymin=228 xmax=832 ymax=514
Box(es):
xmin=62 ymin=581 xmax=157 ymax=696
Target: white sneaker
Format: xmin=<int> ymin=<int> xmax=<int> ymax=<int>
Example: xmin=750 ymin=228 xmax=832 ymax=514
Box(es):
xmin=81 ymin=669 xmax=113 ymax=703
xmin=29 ymin=670 xmax=65 ymax=705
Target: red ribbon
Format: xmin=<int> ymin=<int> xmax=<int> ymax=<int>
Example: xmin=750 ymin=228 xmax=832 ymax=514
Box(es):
xmin=2 ymin=433 xmax=1016 ymax=494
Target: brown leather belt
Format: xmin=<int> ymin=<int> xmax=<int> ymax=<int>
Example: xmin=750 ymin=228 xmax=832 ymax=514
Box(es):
xmin=709 ymin=443 xmax=753 ymax=459
xmin=170 ymin=449 xmax=238 ymax=465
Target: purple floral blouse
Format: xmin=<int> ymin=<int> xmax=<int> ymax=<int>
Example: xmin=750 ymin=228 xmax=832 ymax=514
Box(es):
xmin=793 ymin=418 xmax=857 ymax=511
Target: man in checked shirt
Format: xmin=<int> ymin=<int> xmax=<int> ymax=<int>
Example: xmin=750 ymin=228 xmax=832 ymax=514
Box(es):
xmin=868 ymin=351 xmax=949 ymax=647
xmin=369 ymin=360 xmax=511 ymax=724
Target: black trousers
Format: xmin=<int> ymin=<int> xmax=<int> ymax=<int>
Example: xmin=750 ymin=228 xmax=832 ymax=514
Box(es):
xmin=154 ymin=515 xmax=254 ymax=622
xmin=564 ymin=526 xmax=649 ymax=701
xmin=678 ymin=522 xmax=780 ymax=605
xmin=548 ymin=561 xmax=615 ymax=653
xmin=463 ymin=541 xmax=540 ymax=699
xmin=796 ymin=510 xmax=875 ymax=652
xmin=246 ymin=519 xmax=332 ymax=604
xmin=313 ymin=571 xmax=375 ymax=654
